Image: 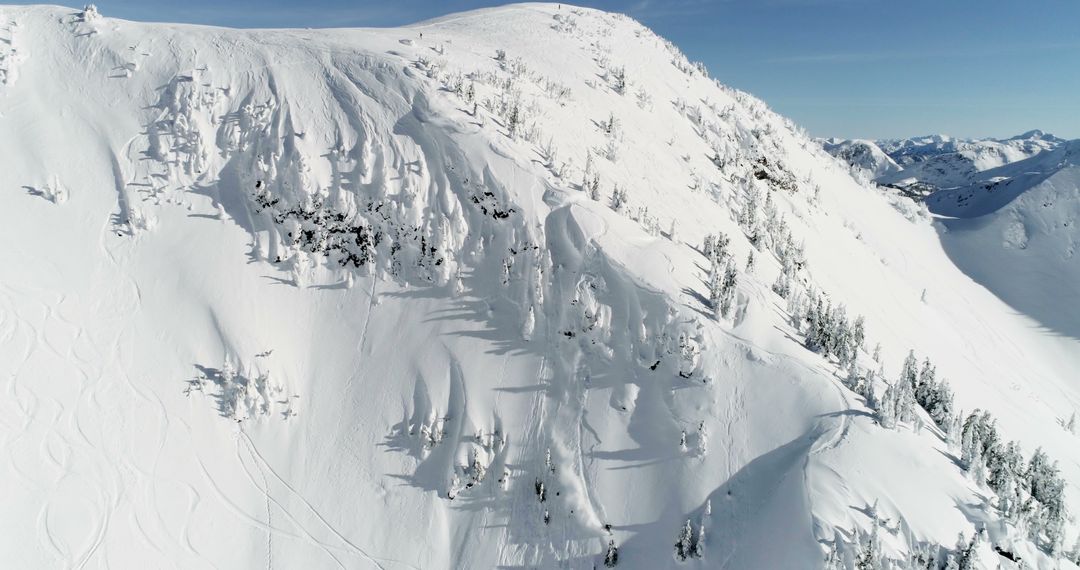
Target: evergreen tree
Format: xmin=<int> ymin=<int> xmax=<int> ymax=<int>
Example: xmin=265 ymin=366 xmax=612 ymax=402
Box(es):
xmin=879 ymin=382 xmax=899 ymax=429
xmin=862 ymin=367 xmax=878 ymax=410
xmin=945 ymin=413 xmax=962 ymax=452
xmin=1025 ymin=447 xmax=1067 ymax=551
xmin=900 ymin=350 xmax=918 ymax=391
xmin=855 ymin=521 xmax=882 ymax=570
xmin=852 ymin=316 xmax=866 ymax=352
xmin=956 ymin=532 xmax=978 ymax=570
xmin=675 ymin=519 xmax=693 ymax=561
xmin=604 ymin=540 xmax=619 ymax=567
xmin=692 ymin=521 xmax=705 ymax=558
xmin=507 ymin=101 xmax=521 ymax=138
xmin=720 ymin=261 xmax=738 ymax=318
xmin=896 ymin=355 xmax=918 ymax=424
xmin=611 ymin=66 xmax=627 ymax=94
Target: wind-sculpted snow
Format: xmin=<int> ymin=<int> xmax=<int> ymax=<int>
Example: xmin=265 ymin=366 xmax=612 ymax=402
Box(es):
xmin=0 ymin=4 xmax=1079 ymax=569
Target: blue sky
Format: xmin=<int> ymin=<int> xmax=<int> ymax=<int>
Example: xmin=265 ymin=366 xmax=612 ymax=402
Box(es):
xmin=30 ymin=0 xmax=1080 ymax=139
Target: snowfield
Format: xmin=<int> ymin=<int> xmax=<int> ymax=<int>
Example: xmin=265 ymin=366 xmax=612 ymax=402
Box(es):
xmin=0 ymin=3 xmax=1078 ymax=569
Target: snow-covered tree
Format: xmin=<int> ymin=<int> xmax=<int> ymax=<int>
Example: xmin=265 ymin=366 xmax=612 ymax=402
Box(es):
xmin=852 ymin=316 xmax=866 ymax=352
xmin=855 ymin=518 xmax=883 ymax=570
xmin=674 ymin=519 xmax=693 ymax=561
xmin=522 ymin=305 xmax=535 ymax=340
xmin=611 ymin=66 xmax=627 ymax=94
xmin=879 ymin=374 xmax=915 ymax=429
xmin=719 ymin=261 xmax=737 ymax=318
xmin=610 ymin=185 xmax=629 ymax=213
xmin=691 ymin=520 xmax=705 ymax=559
xmin=1025 ymin=447 xmax=1067 ymax=551
xmin=955 ymin=532 xmax=978 ymax=570
xmin=823 ymin=534 xmax=844 ymax=570
xmin=900 ymin=350 xmax=918 ymax=391
xmin=506 ymin=100 xmax=522 ymax=138
xmin=604 ymin=540 xmax=619 ymax=567
xmin=878 ymin=381 xmax=899 ymax=429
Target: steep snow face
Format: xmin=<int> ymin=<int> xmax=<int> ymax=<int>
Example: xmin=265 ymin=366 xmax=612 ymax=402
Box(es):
xmin=1 ymin=4 xmax=1079 ymax=570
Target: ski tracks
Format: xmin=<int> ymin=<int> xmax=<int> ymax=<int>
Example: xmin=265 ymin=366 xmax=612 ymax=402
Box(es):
xmin=232 ymin=429 xmax=418 ymax=570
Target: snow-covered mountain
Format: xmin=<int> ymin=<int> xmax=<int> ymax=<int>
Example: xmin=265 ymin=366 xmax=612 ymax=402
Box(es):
xmin=879 ymin=131 xmax=1066 ymax=170
xmin=1 ymin=4 xmax=1079 ymax=569
xmin=817 ymin=138 xmax=902 ymax=182
xmin=824 ymin=131 xmax=1070 ymax=196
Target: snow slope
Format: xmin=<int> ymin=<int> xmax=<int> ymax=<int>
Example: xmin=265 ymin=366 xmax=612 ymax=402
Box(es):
xmin=933 ymin=140 xmax=1080 ymax=340
xmin=1 ymin=4 xmax=1078 ymax=569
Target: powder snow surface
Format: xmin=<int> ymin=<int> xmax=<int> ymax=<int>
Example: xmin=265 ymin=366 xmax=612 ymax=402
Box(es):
xmin=0 ymin=4 xmax=1077 ymax=569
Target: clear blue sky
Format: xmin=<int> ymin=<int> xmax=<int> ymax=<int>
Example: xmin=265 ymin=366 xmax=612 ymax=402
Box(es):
xmin=27 ymin=0 xmax=1080 ymax=140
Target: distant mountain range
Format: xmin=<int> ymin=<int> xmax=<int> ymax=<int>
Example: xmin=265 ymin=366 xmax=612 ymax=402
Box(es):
xmin=820 ymin=131 xmax=1073 ymax=214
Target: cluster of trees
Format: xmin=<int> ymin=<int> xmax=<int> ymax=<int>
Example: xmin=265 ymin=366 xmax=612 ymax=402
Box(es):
xmin=906 ymin=354 xmax=955 ymax=429
xmin=960 ymin=411 xmax=1069 ymax=551
xmin=825 ymin=514 xmax=983 ymax=570
xmin=870 ymin=350 xmax=1071 ymax=555
xmin=802 ymin=292 xmax=865 ymax=367
xmin=703 ymin=233 xmax=737 ymax=320
xmin=877 ymin=351 xmax=923 ymax=430
xmin=673 ymin=518 xmax=706 ymax=561
xmin=873 ymin=351 xmax=955 ymax=435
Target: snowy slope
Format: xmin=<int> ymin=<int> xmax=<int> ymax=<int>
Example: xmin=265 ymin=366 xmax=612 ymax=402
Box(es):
xmin=933 ymin=140 xmax=1080 ymax=340
xmin=1 ymin=4 xmax=1079 ymax=569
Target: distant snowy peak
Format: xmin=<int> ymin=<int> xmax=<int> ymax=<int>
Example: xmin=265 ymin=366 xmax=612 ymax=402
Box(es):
xmin=876 ymin=131 xmax=1064 ymax=168
xmin=877 ymin=130 xmax=1065 ymax=170
xmin=816 ymin=138 xmax=901 ymax=180
xmin=1003 ymin=129 xmax=1067 ymax=144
